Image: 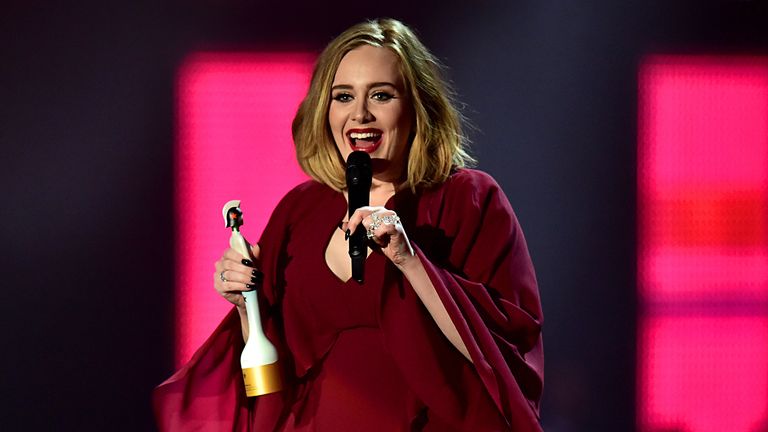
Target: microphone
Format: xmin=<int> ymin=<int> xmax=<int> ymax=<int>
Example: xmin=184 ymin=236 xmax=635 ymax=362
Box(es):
xmin=346 ymin=151 xmax=372 ymax=283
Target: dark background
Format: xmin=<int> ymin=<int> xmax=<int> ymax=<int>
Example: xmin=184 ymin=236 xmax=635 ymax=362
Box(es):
xmin=2 ymin=1 xmax=766 ymax=430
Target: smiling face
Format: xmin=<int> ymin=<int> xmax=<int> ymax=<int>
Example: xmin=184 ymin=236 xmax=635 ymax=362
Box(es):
xmin=329 ymin=45 xmax=414 ymax=183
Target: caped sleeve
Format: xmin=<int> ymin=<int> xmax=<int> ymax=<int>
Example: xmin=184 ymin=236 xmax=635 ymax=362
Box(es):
xmin=379 ymin=169 xmax=544 ymax=431
xmin=152 ymin=308 xmax=254 ymax=431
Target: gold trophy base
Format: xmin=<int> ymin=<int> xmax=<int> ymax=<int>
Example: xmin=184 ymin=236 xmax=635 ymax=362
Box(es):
xmin=242 ymin=362 xmax=282 ymax=397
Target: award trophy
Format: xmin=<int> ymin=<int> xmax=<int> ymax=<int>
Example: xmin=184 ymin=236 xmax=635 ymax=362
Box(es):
xmin=223 ymin=200 xmax=282 ymax=397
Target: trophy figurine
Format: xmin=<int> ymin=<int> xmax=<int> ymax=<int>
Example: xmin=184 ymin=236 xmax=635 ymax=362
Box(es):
xmin=222 ymin=200 xmax=282 ymax=397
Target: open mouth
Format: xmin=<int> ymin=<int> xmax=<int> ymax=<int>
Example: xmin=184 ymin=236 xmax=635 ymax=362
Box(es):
xmin=347 ymin=129 xmax=383 ymax=153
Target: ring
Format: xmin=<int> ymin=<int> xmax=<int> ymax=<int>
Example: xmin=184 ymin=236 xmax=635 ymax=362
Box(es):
xmin=380 ymin=215 xmax=401 ymax=225
xmin=220 ymin=271 xmax=227 ymax=283
xmin=367 ymin=213 xmax=382 ymax=239
xmin=366 ymin=213 xmax=401 ymax=240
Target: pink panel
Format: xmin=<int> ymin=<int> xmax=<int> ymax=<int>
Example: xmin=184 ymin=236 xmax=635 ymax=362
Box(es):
xmin=638 ymin=317 xmax=768 ymax=432
xmin=644 ymin=247 xmax=768 ymax=301
xmin=175 ymin=52 xmax=314 ymax=366
xmin=644 ymin=189 xmax=767 ymax=249
xmin=638 ymin=56 xmax=768 ymax=432
xmin=639 ymin=56 xmax=768 ymax=192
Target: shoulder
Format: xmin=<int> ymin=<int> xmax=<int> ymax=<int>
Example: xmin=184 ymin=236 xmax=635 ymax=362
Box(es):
xmin=282 ymin=179 xmax=334 ymax=203
xmin=271 ymin=180 xmax=336 ymax=220
xmin=439 ymin=168 xmax=508 ymax=208
xmin=259 ymin=179 xmax=337 ymax=244
xmin=436 ymin=168 xmax=519 ymax=230
xmin=443 ymin=168 xmax=500 ymax=192
xmin=282 ymin=179 xmax=331 ymax=201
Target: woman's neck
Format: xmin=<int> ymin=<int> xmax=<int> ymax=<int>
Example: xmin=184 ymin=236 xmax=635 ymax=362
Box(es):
xmin=369 ymin=178 xmax=398 ymax=207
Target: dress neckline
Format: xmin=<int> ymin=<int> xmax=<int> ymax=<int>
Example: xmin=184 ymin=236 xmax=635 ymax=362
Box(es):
xmin=319 ymin=183 xmax=418 ymax=284
xmin=322 ymin=191 xmax=373 ymax=285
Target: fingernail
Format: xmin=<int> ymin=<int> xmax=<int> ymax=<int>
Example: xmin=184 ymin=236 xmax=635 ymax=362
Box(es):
xmin=251 ymin=269 xmax=262 ymax=278
xmin=246 ymin=284 xmax=257 ymax=290
xmin=242 ymin=259 xmax=254 ymax=267
xmin=250 ymin=275 xmax=262 ymax=283
xmin=345 ymin=229 xmax=350 ymax=241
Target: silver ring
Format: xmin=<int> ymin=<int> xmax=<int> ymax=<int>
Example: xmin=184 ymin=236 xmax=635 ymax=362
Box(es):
xmin=380 ymin=215 xmax=401 ymax=225
xmin=366 ymin=213 xmax=401 ymax=240
xmin=369 ymin=220 xmax=382 ymax=232
xmin=367 ymin=213 xmax=382 ymax=239
xmin=220 ymin=271 xmax=227 ymax=282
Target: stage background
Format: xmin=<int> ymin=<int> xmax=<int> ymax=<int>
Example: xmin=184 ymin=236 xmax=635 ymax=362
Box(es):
xmin=2 ymin=1 xmax=766 ymax=430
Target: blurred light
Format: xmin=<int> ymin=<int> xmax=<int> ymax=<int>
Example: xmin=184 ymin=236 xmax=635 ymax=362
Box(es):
xmin=639 ymin=317 xmax=768 ymax=432
xmin=175 ymin=52 xmax=313 ymax=366
xmin=638 ymin=56 xmax=768 ymax=432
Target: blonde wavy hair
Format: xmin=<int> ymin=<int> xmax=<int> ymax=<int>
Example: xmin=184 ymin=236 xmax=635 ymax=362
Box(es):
xmin=291 ymin=18 xmax=474 ymax=191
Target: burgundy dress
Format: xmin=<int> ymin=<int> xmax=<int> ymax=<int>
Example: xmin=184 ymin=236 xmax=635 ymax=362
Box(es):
xmin=154 ymin=169 xmax=544 ymax=431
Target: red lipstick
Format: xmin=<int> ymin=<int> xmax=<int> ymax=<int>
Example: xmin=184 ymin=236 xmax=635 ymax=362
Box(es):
xmin=346 ymin=128 xmax=383 ymax=153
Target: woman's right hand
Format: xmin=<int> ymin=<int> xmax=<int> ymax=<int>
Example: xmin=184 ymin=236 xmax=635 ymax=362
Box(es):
xmin=213 ymin=244 xmax=262 ymax=309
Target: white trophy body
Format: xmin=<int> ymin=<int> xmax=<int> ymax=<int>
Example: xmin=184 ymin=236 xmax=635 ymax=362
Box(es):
xmin=224 ymin=200 xmax=281 ymax=397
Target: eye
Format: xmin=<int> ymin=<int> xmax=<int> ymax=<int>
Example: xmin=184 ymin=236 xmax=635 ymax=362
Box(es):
xmin=371 ymin=91 xmax=394 ymax=102
xmin=332 ymin=93 xmax=353 ymax=103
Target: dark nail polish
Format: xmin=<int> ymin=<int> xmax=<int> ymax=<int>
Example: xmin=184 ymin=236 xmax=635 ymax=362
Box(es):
xmin=250 ymin=275 xmax=262 ymax=284
xmin=246 ymin=284 xmax=256 ymax=290
xmin=242 ymin=259 xmax=254 ymax=267
xmin=345 ymin=229 xmax=350 ymax=241
xmin=251 ymin=269 xmax=262 ymax=278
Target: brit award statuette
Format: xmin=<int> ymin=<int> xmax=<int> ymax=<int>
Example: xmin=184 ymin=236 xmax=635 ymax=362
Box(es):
xmin=223 ymin=200 xmax=282 ymax=397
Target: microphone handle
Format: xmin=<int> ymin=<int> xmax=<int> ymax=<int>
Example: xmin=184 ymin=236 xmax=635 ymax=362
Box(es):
xmin=348 ymin=175 xmax=369 ymax=283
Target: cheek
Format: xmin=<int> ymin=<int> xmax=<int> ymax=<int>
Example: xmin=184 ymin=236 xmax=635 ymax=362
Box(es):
xmin=328 ymin=109 xmax=344 ymax=140
xmin=393 ymin=108 xmax=413 ymax=144
xmin=392 ymin=103 xmax=412 ymax=132
xmin=328 ymin=114 xmax=346 ymax=153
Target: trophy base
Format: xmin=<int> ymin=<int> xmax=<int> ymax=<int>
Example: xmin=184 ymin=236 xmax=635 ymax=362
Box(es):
xmin=242 ymin=362 xmax=282 ymax=397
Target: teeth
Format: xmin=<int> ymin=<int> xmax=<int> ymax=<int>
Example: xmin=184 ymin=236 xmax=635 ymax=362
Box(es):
xmin=349 ymin=132 xmax=381 ymax=139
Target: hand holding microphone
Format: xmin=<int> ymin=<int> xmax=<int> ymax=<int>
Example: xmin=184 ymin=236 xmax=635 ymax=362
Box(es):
xmin=345 ymin=151 xmax=414 ymax=274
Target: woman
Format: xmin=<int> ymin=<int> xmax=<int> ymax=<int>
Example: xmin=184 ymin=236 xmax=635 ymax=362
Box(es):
xmin=154 ymin=18 xmax=543 ymax=431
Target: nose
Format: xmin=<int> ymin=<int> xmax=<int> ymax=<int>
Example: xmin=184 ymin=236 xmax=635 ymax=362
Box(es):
xmin=351 ymin=98 xmax=373 ymax=123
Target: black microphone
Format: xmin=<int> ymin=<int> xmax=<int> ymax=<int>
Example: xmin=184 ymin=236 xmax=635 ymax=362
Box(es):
xmin=346 ymin=151 xmax=372 ymax=284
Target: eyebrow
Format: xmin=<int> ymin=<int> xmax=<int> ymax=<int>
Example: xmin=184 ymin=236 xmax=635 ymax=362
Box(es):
xmin=330 ymin=82 xmax=398 ymax=91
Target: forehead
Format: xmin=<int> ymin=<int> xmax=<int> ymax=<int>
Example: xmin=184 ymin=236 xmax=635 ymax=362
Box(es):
xmin=332 ymin=45 xmax=403 ymax=85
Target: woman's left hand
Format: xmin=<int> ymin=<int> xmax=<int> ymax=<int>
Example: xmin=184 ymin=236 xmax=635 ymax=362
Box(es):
xmin=347 ymin=206 xmax=415 ymax=268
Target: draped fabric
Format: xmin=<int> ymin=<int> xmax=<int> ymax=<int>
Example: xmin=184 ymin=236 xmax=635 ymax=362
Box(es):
xmin=154 ymin=169 xmax=544 ymax=431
